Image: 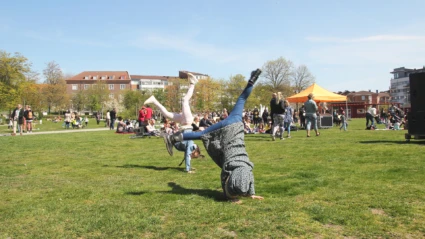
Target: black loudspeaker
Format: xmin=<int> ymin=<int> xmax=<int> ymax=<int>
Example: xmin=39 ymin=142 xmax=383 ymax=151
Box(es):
xmin=409 ymin=72 xmax=425 ymax=112
xmin=319 ymin=115 xmax=333 ymax=128
xmin=408 ymin=72 xmax=425 ymax=135
xmin=408 ymin=111 xmax=425 ymax=135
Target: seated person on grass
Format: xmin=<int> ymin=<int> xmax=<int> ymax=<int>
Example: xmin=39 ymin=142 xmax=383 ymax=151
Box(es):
xmin=116 ymin=117 xmax=127 ymax=133
xmin=146 ymin=119 xmax=160 ymax=136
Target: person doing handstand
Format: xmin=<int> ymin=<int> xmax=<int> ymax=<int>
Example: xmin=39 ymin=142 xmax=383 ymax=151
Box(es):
xmin=145 ymin=73 xmax=202 ymax=173
xmin=163 ymin=69 xmax=264 ymax=203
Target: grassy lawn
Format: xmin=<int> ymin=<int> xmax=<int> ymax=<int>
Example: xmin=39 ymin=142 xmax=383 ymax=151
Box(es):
xmin=1 ymin=118 xmax=424 ymax=238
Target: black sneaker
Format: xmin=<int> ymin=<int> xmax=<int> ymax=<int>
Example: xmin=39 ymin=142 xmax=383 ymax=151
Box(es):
xmin=162 ymin=133 xmax=174 ymax=156
xmin=248 ymin=68 xmax=262 ymax=85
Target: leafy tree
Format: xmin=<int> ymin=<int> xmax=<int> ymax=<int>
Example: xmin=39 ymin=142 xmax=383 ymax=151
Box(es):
xmin=42 ymin=61 xmax=67 ymax=113
xmin=71 ymin=90 xmax=87 ymax=112
xmin=0 ymin=50 xmax=31 ymax=86
xmin=85 ymin=80 xmax=110 ymax=113
xmin=224 ymin=74 xmax=246 ymax=112
xmin=0 ymin=50 xmax=32 ymax=110
xmin=122 ymin=89 xmax=144 ymax=117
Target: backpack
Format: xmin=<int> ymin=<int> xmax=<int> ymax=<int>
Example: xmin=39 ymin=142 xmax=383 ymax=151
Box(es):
xmin=28 ymin=111 xmax=33 ymax=119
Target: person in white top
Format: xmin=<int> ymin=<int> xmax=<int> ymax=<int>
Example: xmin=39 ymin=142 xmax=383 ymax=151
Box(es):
xmin=366 ymin=104 xmax=377 ymax=128
xmin=144 ymin=73 xmax=198 ymax=129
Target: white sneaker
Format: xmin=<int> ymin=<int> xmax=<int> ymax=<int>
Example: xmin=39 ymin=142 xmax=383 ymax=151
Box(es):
xmin=187 ymin=72 xmax=198 ymax=85
xmin=144 ymin=95 xmax=156 ymax=105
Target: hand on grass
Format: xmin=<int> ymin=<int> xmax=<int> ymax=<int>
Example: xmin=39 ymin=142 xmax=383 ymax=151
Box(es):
xmin=250 ymin=195 xmax=264 ymax=200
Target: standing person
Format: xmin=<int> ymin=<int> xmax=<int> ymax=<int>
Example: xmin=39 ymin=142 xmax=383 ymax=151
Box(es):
xmin=252 ymin=106 xmax=260 ymax=127
xmin=64 ymin=111 xmax=71 ymax=129
xmin=261 ymin=108 xmax=269 ymax=125
xmin=299 ymin=104 xmax=306 ymax=129
xmin=366 ymin=104 xmax=377 ymax=129
xmin=105 ymin=110 xmax=111 ymax=128
xmin=270 ymin=92 xmax=285 ymax=141
xmin=163 ymin=69 xmax=264 ymax=204
xmin=96 ymin=112 xmax=101 ymax=125
xmin=109 ymin=108 xmax=116 ymax=130
xmin=138 ymin=106 xmax=146 ymax=128
xmin=23 ymin=105 xmax=34 ymax=133
xmin=304 ymin=93 xmax=320 ymax=137
xmin=283 ymin=100 xmax=294 ymax=138
xmin=145 ymin=104 xmax=153 ymax=121
xmin=84 ymin=116 xmax=89 ymax=127
xmin=340 ymin=113 xmax=348 ymax=131
xmin=11 ymin=104 xmax=24 ymax=136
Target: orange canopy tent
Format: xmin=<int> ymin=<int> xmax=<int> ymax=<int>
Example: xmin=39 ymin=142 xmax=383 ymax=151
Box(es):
xmin=286 ymin=83 xmax=347 ymax=103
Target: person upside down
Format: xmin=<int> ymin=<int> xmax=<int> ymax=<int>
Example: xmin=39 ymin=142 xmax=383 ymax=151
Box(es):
xmin=163 ymin=69 xmax=264 ymax=203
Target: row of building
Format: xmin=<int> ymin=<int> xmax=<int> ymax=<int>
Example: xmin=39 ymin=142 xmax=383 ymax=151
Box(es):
xmin=65 ymin=67 xmax=424 ymax=116
xmin=65 ymin=70 xmax=209 ymax=98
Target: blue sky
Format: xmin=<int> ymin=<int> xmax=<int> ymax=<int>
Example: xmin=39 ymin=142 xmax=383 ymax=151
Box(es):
xmin=2 ymin=0 xmax=425 ymax=92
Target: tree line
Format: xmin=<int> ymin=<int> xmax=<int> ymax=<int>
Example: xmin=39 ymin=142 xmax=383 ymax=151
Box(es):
xmin=1 ymin=50 xmax=315 ymax=118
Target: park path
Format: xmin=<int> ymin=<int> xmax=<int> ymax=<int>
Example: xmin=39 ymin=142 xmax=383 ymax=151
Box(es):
xmin=0 ymin=127 xmax=110 ymax=137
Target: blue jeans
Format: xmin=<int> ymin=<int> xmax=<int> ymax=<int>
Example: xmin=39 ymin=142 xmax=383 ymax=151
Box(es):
xmin=340 ymin=122 xmax=347 ymax=131
xmin=305 ymin=114 xmax=318 ymax=131
xmin=110 ymin=119 xmax=116 ymax=129
xmin=366 ymin=113 xmax=374 ymax=127
xmin=284 ymin=121 xmax=291 ymax=135
xmin=174 ymin=139 xmax=195 ymax=171
xmin=182 ymin=82 xmax=253 ymax=140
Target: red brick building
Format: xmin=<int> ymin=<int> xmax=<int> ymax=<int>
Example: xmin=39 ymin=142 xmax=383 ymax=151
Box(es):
xmin=66 ymin=71 xmax=131 ymax=98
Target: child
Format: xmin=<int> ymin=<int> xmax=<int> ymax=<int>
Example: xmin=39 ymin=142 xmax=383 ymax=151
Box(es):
xmin=144 ymin=73 xmax=198 ymax=129
xmin=339 ymin=113 xmax=347 ymax=131
xmin=163 ymin=69 xmax=264 ymax=203
xmin=145 ymin=73 xmax=203 ymax=173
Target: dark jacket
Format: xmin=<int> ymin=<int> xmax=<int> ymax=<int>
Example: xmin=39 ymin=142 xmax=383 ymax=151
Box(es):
xmin=270 ymin=98 xmax=285 ymax=117
xmin=11 ymin=108 xmax=24 ymax=124
xmin=200 ymin=118 xmax=213 ymax=127
xmin=110 ymin=110 xmax=116 ymax=120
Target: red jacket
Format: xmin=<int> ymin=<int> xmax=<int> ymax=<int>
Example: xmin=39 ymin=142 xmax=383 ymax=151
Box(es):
xmin=145 ymin=107 xmax=153 ymax=120
xmin=138 ymin=109 xmax=146 ymax=122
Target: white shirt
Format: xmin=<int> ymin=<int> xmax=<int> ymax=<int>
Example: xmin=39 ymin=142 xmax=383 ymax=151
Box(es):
xmin=368 ymin=107 xmax=377 ymax=117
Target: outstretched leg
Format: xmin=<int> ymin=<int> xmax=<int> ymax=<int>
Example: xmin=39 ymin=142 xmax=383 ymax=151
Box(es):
xmin=144 ymin=96 xmax=183 ymax=123
xmin=174 ymin=69 xmax=261 ymax=141
xmin=180 ymin=73 xmax=197 ymax=126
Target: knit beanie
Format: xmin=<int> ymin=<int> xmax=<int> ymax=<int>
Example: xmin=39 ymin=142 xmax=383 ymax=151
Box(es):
xmin=225 ymin=166 xmax=253 ymax=197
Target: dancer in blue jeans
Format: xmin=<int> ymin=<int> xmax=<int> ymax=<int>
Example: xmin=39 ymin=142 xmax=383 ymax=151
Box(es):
xmin=163 ymin=69 xmax=264 ymax=203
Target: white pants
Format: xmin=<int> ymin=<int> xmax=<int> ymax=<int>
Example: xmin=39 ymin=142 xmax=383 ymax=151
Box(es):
xmin=13 ymin=120 xmax=22 ymax=134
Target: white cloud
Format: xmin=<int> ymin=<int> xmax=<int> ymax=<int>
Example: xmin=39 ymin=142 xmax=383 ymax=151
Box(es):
xmin=129 ymin=31 xmax=275 ymax=67
xmin=306 ymin=35 xmax=425 ymax=43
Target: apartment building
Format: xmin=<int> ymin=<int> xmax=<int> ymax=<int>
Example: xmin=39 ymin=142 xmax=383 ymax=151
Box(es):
xmin=390 ymin=67 xmax=425 ymax=109
xmin=66 ymin=71 xmax=131 ymax=99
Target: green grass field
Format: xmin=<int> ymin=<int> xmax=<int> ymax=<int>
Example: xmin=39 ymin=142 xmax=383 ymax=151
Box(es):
xmin=1 ymin=119 xmax=424 ymax=238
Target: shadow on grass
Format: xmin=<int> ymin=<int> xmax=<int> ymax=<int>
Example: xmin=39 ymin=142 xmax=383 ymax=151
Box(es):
xmin=162 ymin=182 xmax=225 ymax=201
xmin=359 ymin=140 xmax=425 ymax=145
xmin=125 ymin=182 xmax=225 ymax=201
xmin=116 ymin=164 xmax=186 ymax=172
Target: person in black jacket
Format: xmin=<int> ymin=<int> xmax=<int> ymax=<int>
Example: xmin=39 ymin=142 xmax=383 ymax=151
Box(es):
xmin=269 ymin=92 xmax=285 ymax=140
xmin=109 ymin=108 xmax=117 ymax=130
xmin=199 ymin=114 xmax=213 ymax=128
xmin=11 ymin=104 xmax=24 ymax=136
